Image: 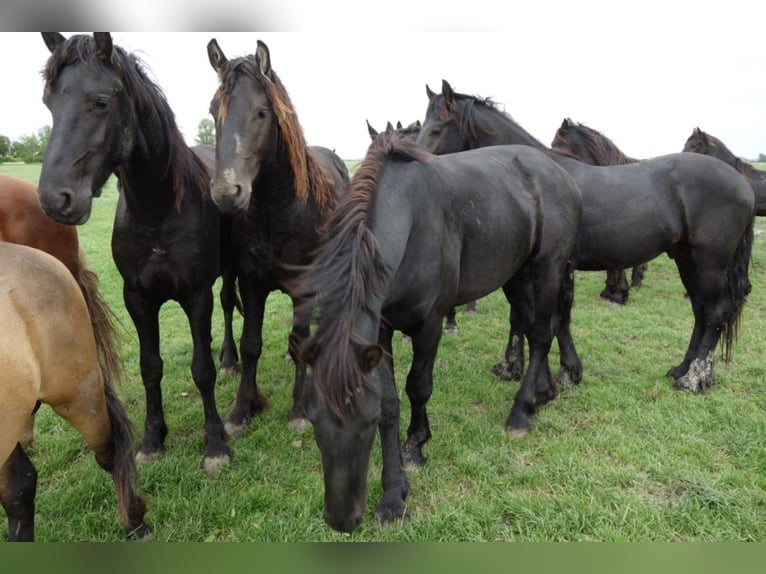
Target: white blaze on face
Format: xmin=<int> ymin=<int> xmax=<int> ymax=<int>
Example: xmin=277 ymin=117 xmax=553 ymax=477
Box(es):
xmin=221 ymin=167 xmax=238 ymax=193
xmin=235 ymin=133 xmax=243 ymax=156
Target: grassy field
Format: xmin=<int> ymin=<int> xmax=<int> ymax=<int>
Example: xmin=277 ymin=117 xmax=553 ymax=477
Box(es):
xmin=1 ymin=162 xmax=765 ymax=542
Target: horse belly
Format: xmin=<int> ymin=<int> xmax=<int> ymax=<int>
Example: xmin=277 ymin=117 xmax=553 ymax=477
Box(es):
xmin=576 ymin=195 xmax=680 ymax=270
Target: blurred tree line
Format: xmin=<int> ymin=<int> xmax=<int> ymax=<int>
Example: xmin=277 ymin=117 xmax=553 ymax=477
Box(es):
xmin=0 ymin=125 xmax=51 ymax=163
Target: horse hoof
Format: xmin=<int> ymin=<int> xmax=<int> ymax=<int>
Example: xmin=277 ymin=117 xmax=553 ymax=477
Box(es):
xmin=224 ymin=421 xmax=245 ymax=438
xmin=444 ymin=326 xmax=459 ymax=336
xmin=135 ymin=450 xmax=163 ymax=466
xmin=491 ymin=360 xmax=522 ymax=381
xmin=219 ymin=364 xmax=240 ymax=376
xmin=402 ymin=442 xmax=427 ymax=470
xmin=287 ymin=417 xmax=310 ymax=434
xmin=506 ymin=426 xmax=530 ymax=438
xmin=202 ymin=454 xmax=231 ymax=478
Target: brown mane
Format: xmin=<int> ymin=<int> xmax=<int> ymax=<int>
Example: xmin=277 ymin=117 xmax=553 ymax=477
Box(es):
xmin=43 ymin=34 xmax=209 ymax=210
xmin=215 ymin=55 xmax=334 ymax=210
xmin=552 ymin=120 xmax=638 ymax=165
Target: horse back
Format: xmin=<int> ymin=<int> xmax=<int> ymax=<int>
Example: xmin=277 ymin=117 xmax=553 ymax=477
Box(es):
xmin=377 ymin=145 xmax=580 ymax=317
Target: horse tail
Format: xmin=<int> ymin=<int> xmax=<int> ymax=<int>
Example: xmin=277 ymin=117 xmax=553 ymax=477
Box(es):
xmin=103 ymin=378 xmax=150 ymax=538
xmin=721 ymin=211 xmax=755 ymax=363
xmin=75 ymin=247 xmax=125 ymax=387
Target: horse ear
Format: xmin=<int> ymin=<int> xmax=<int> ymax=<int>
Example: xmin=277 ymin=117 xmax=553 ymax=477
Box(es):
xmin=93 ymin=33 xmax=113 ymax=63
xmin=207 ymin=38 xmax=227 ymax=72
xmin=357 ymin=345 xmax=384 ymax=373
xmin=441 ymin=79 xmax=455 ymax=104
xmin=42 ymin=32 xmax=66 ymax=53
xmin=396 ymin=121 xmax=403 ymax=130
xmin=561 ymin=118 xmax=570 ymax=129
xmin=426 ymin=84 xmax=436 ymax=100
xmin=366 ymin=119 xmax=378 ymax=139
xmin=385 ymin=121 xmax=395 ymax=134
xmin=255 ymin=40 xmax=271 ymax=77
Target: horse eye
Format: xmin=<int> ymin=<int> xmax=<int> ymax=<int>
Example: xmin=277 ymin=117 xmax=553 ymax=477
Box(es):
xmin=256 ymin=109 xmax=267 ymax=119
xmin=94 ymin=96 xmax=111 ymax=111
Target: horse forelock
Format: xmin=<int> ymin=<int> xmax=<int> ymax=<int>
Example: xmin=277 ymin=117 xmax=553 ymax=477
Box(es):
xmin=216 ymin=56 xmax=334 ymax=210
xmin=43 ymin=34 xmax=204 ymax=208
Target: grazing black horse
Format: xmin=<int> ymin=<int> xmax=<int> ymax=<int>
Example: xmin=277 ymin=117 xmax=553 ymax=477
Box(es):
xmin=683 ymin=127 xmax=766 ymax=216
xmin=417 ymin=80 xmax=755 ymax=395
xmin=552 ymin=118 xmax=648 ymax=303
xmin=37 ymin=32 xmax=235 ymax=476
xmin=206 ymin=38 xmax=349 ymax=435
xmin=298 ymin=128 xmax=582 ymax=532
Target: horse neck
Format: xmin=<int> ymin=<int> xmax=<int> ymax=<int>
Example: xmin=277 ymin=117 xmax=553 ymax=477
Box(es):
xmin=119 ymin=107 xmax=187 ymax=215
xmin=471 ymin=105 xmax=547 ymax=151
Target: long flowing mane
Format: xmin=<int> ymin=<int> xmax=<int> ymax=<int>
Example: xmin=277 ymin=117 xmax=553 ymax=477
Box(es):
xmin=213 ymin=55 xmax=334 ymax=210
xmin=42 ymin=34 xmax=209 ymax=208
xmin=552 ymin=119 xmax=638 ymax=165
xmin=432 ymin=89 xmax=547 ymax=149
xmin=301 ymin=133 xmax=431 ymax=419
xmin=687 ymin=128 xmax=759 ymax=179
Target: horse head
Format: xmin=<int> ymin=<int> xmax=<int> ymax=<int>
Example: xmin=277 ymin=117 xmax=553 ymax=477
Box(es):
xmin=38 ymin=32 xmax=139 ymax=224
xmin=207 ymin=38 xmax=280 ymax=214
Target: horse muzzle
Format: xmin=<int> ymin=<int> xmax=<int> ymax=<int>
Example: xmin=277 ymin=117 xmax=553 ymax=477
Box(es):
xmin=37 ymin=186 xmax=92 ymax=225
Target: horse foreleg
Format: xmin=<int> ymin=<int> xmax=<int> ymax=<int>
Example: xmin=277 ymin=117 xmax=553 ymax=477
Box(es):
xmin=402 ymin=316 xmax=443 ymax=468
xmin=0 ymin=444 xmax=36 ymax=542
xmin=492 ymin=275 xmax=532 ymax=381
xmin=218 ymin=266 xmax=240 ymax=374
xmin=124 ymin=290 xmax=167 ymax=464
xmin=182 ymin=289 xmax=232 ymax=477
xmin=506 ymin=260 xmax=562 ymax=435
xmin=287 ymin=295 xmax=312 ymax=432
xmin=225 ymin=280 xmax=269 ymax=437
xmin=375 ymin=324 xmax=409 ymax=524
xmin=555 ymin=263 xmax=583 ymax=386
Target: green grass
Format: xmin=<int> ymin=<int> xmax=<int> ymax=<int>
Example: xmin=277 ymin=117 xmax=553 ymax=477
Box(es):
xmin=2 ymin=163 xmax=766 ymax=542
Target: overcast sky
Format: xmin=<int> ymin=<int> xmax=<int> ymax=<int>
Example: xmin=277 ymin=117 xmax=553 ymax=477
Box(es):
xmin=2 ymin=2 xmax=765 ymax=161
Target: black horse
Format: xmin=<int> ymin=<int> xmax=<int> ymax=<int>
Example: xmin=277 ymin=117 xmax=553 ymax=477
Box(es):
xmin=552 ymin=118 xmax=648 ymax=303
xmin=298 ymin=127 xmax=582 ymax=532
xmin=366 ymin=118 xmax=476 ymax=335
xmin=417 ymin=80 xmax=755 ymax=394
xmin=206 ymin=39 xmax=349 ymax=435
xmin=683 ymin=127 xmax=766 ymax=215
xmin=37 ymin=32 xmax=236 ymax=476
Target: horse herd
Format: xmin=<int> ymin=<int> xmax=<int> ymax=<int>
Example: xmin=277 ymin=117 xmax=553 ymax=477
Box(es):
xmin=0 ymin=32 xmax=760 ymax=540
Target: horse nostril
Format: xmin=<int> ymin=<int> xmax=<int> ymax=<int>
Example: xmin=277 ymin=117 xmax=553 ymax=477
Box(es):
xmin=234 ymin=184 xmax=243 ymax=197
xmin=60 ymin=188 xmax=74 ymax=213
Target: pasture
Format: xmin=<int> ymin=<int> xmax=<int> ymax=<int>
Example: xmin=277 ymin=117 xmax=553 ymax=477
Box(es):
xmin=1 ymin=162 xmax=765 ymax=542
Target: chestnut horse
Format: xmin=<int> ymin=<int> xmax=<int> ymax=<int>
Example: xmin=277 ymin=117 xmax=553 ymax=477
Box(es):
xmin=1 ymin=242 xmax=148 ymax=541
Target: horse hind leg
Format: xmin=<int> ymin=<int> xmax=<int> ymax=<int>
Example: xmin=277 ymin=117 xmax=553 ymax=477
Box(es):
xmin=0 ymin=444 xmax=37 ymax=541
xmin=491 ymin=272 xmax=532 ymax=381
xmin=51 ymin=374 xmax=150 ymax=539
